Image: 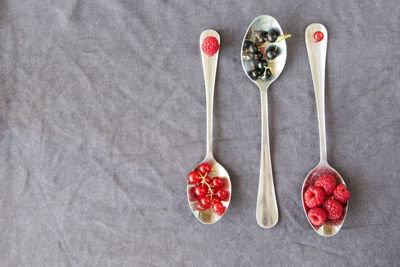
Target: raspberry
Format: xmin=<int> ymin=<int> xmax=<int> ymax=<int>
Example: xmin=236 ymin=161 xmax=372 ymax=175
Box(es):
xmin=307 ymin=208 xmax=327 ymax=227
xmin=323 ymin=198 xmax=343 ymax=220
xmin=202 ymin=36 xmax=219 ymax=57
xmin=314 ymin=174 xmax=337 ymax=195
xmin=304 ymin=186 xmax=326 ymax=208
xmin=333 ymin=184 xmax=351 ymax=203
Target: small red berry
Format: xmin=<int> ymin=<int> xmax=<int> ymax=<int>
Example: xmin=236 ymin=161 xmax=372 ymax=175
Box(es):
xmin=188 ymin=171 xmax=201 ymax=184
xmin=333 ymin=184 xmax=351 ymax=203
xmin=314 ymin=174 xmax=337 ymax=195
xmin=304 ymin=186 xmax=326 ymax=208
xmin=216 ymin=188 xmax=229 ymax=201
xmin=201 ymin=176 xmax=212 ymax=186
xmin=307 ymin=208 xmax=327 ymax=226
xmin=212 ymin=201 xmax=226 ymax=216
xmin=212 ymin=177 xmax=223 ymax=189
xmin=198 ymin=163 xmax=211 ymax=175
xmin=313 ymin=31 xmax=324 ymax=42
xmin=202 ymin=36 xmax=219 ymax=57
xmin=323 ymin=198 xmax=343 ymax=220
xmin=194 ymin=185 xmax=208 ymax=197
xmin=199 ymin=197 xmax=211 ymax=209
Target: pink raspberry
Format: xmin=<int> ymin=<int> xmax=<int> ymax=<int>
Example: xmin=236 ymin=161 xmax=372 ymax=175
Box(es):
xmin=333 ymin=184 xmax=351 ymax=203
xmin=307 ymin=208 xmax=327 ymax=227
xmin=304 ymin=186 xmax=326 ymax=208
xmin=323 ymin=198 xmax=343 ymax=220
xmin=202 ymin=36 xmax=219 ymax=56
xmin=314 ymin=174 xmax=337 ymax=195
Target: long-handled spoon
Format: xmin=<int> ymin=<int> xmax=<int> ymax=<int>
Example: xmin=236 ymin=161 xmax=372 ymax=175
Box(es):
xmin=241 ymin=16 xmax=288 ymax=228
xmin=187 ymin=30 xmax=231 ymax=224
xmin=302 ymin=23 xmax=348 ymax=236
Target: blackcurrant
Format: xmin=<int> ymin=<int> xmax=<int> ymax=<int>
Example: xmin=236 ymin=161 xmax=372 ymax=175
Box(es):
xmin=248 ymin=43 xmax=258 ymax=53
xmin=257 ymin=31 xmax=268 ymax=43
xmin=248 ymin=69 xmax=262 ymax=80
xmin=267 ymin=30 xmax=279 ymax=42
xmin=254 ymin=51 xmax=263 ymax=60
xmin=257 ymin=60 xmax=268 ymax=70
xmin=264 ymin=68 xmax=272 ymax=78
xmin=249 ymin=59 xmax=260 ymax=69
xmin=243 ymin=40 xmax=253 ymax=49
xmin=266 ymin=46 xmax=279 ymax=59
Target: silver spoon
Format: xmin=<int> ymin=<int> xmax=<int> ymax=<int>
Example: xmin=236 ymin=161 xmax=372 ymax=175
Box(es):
xmin=302 ymin=23 xmax=348 ymax=237
xmin=241 ymin=15 xmax=288 ymax=228
xmin=187 ymin=29 xmax=231 ymax=224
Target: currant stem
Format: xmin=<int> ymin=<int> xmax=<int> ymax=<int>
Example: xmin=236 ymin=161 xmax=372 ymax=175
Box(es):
xmin=258 ymin=33 xmax=292 ymax=48
xmin=262 ymin=66 xmax=272 ymax=79
xmin=197 ymin=171 xmax=216 ymax=198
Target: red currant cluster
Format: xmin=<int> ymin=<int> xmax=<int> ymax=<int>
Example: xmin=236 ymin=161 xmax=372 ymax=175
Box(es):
xmin=187 ymin=163 xmax=229 ymax=216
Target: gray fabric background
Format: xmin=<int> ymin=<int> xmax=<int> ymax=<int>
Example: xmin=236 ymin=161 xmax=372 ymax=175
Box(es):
xmin=0 ymin=0 xmax=399 ymax=266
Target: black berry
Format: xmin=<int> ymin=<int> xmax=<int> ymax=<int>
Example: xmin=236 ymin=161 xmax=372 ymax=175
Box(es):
xmin=248 ymin=69 xmax=262 ymax=80
xmin=257 ymin=60 xmax=268 ymax=70
xmin=248 ymin=43 xmax=258 ymax=53
xmin=243 ymin=40 xmax=253 ymax=49
xmin=266 ymin=46 xmax=279 ymax=59
xmin=257 ymin=31 xmax=268 ymax=43
xmin=267 ymin=30 xmax=279 ymax=42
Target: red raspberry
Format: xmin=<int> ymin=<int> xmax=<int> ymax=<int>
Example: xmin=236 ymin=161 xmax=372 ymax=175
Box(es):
xmin=314 ymin=174 xmax=337 ymax=195
xmin=202 ymin=36 xmax=219 ymax=57
xmin=307 ymin=208 xmax=327 ymax=226
xmin=304 ymin=186 xmax=325 ymax=208
xmin=333 ymin=184 xmax=351 ymax=203
xmin=323 ymin=198 xmax=343 ymax=220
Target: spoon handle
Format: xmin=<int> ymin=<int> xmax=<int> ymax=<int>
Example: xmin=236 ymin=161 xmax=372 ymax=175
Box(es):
xmin=256 ymin=90 xmax=279 ymax=228
xmin=306 ymin=24 xmax=328 ymax=163
xmin=200 ymin=30 xmax=220 ymax=156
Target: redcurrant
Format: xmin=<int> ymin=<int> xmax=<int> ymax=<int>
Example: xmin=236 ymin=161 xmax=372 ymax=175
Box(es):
xmin=199 ymin=197 xmax=211 ymax=209
xmin=212 ymin=201 xmax=224 ymax=213
xmin=217 ymin=189 xmax=229 ymax=201
xmin=198 ymin=163 xmax=211 ymax=175
xmin=212 ymin=177 xmax=223 ymax=189
xmin=188 ymin=171 xmax=201 ymax=184
xmin=194 ymin=185 xmax=208 ymax=197
xmin=313 ymin=31 xmax=324 ymax=42
xmin=201 ymin=176 xmax=212 ymax=185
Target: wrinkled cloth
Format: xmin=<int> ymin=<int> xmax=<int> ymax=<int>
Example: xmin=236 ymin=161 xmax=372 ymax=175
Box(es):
xmin=0 ymin=0 xmax=399 ymax=266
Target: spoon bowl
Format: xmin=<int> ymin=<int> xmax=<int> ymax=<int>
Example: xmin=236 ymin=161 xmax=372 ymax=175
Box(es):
xmin=241 ymin=15 xmax=288 ymax=228
xmin=241 ymin=15 xmax=287 ymax=92
xmin=187 ymin=30 xmax=231 ymax=224
xmin=302 ymin=23 xmax=348 ymax=236
xmin=302 ymin=162 xmax=348 ymax=236
xmin=187 ymin=156 xmax=231 ymax=224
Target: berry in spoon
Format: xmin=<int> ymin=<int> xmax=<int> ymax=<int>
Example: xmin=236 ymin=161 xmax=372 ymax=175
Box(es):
xmin=202 ymin=36 xmax=220 ymax=57
xmin=198 ymin=163 xmax=211 ymax=175
xmin=212 ymin=177 xmax=223 ymax=189
xmin=333 ymin=184 xmax=351 ymax=203
xmin=256 ymin=30 xmax=268 ymax=43
xmin=307 ymin=207 xmax=327 ymax=227
xmin=304 ymin=186 xmax=326 ymax=208
xmin=248 ymin=43 xmax=258 ymax=53
xmin=266 ymin=46 xmax=279 ymax=59
xmin=323 ymin=198 xmax=343 ymax=220
xmin=194 ymin=185 xmax=208 ymax=197
xmin=267 ymin=30 xmax=278 ymax=42
xmin=188 ymin=171 xmax=202 ymax=184
xmin=314 ymin=174 xmax=337 ymax=195
xmin=199 ymin=197 xmax=212 ymax=209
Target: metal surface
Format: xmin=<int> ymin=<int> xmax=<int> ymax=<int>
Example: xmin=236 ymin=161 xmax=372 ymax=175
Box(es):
xmin=187 ymin=30 xmax=231 ymax=224
xmin=302 ymin=23 xmax=348 ymax=237
xmin=241 ymin=15 xmax=287 ymax=228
